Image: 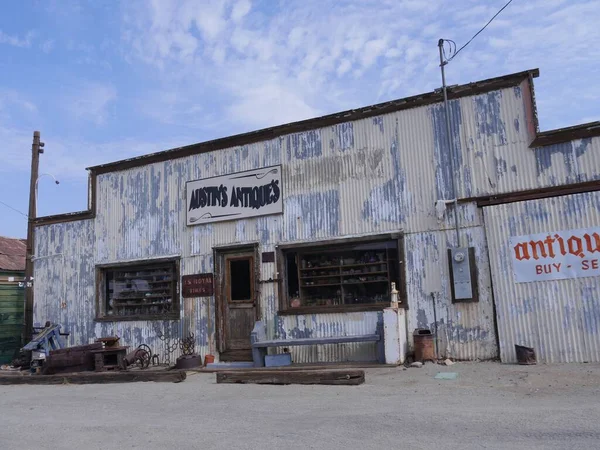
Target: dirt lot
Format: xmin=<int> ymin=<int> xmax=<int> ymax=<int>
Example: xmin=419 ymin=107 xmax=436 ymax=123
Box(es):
xmin=1 ymin=362 xmax=599 ymax=450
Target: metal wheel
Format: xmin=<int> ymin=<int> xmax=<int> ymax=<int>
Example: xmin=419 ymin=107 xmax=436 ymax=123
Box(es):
xmin=134 ymin=348 xmax=151 ymax=369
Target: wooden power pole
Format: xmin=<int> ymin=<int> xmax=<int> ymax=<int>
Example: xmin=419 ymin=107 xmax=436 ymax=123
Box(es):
xmin=24 ymin=130 xmax=43 ymax=344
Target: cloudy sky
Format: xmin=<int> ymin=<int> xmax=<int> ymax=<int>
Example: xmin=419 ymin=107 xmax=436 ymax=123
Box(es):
xmin=0 ymin=0 xmax=598 ymax=238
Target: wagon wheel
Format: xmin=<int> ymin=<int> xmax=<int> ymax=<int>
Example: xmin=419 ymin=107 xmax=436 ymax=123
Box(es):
xmin=137 ymin=344 xmax=153 ymax=359
xmin=134 ymin=349 xmax=151 ymax=369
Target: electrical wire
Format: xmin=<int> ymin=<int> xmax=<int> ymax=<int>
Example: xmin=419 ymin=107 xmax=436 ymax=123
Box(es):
xmin=0 ymin=199 xmax=28 ymax=218
xmin=445 ymin=0 xmax=514 ymax=62
xmin=442 ymin=39 xmax=456 ymax=62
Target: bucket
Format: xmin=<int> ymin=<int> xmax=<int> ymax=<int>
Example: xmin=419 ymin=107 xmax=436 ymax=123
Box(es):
xmin=413 ymin=328 xmax=435 ymax=362
xmin=204 ymin=354 xmax=215 ymax=366
xmin=515 ymin=345 xmax=536 ymax=365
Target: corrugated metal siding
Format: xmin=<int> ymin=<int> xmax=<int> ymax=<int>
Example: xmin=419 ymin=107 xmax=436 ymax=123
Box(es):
xmin=0 ymin=271 xmax=24 ymax=364
xmin=34 ymin=81 xmax=600 ymax=363
xmin=457 ymin=80 xmax=600 ymax=197
xmin=404 ymin=225 xmax=497 ymax=361
xmin=278 ymin=312 xmax=381 ymax=363
xmin=484 ymin=191 xmax=600 ymax=363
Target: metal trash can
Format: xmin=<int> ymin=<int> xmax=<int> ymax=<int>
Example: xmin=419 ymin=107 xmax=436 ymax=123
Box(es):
xmin=413 ymin=328 xmax=435 ymax=362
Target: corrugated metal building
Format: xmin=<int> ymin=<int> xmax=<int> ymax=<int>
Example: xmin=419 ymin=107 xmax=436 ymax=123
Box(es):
xmin=0 ymin=236 xmax=26 ymax=364
xmin=32 ymin=68 xmax=600 ymax=364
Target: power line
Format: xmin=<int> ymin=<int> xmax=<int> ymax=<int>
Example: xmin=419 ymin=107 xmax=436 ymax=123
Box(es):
xmin=445 ymin=0 xmax=514 ymax=62
xmin=0 ymin=199 xmax=28 ymax=218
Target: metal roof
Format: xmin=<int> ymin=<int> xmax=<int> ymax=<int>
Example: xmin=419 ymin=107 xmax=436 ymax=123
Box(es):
xmin=0 ymin=236 xmax=26 ymax=272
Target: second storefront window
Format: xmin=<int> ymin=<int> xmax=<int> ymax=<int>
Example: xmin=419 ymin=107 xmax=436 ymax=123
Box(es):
xmin=282 ymin=238 xmax=402 ymax=311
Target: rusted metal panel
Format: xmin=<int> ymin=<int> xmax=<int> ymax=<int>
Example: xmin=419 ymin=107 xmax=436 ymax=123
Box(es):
xmin=484 ymin=192 xmax=600 ymax=363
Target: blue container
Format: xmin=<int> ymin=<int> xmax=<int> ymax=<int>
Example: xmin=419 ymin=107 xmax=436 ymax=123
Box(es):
xmin=264 ymin=353 xmax=292 ymax=367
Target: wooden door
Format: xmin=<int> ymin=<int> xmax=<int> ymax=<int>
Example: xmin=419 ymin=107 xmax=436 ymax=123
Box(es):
xmin=218 ymin=252 xmax=257 ymax=361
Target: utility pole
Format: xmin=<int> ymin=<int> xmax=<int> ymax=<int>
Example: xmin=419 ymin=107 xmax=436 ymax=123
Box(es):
xmin=23 ymin=131 xmax=43 ymax=345
xmin=438 ymin=39 xmax=461 ymax=248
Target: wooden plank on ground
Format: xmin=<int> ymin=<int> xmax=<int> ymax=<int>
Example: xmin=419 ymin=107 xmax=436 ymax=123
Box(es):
xmin=216 ymin=369 xmax=365 ymax=385
xmin=0 ymin=369 xmax=187 ymax=385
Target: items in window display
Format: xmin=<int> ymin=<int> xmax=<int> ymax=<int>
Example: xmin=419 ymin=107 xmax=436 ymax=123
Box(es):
xmin=102 ymin=263 xmax=177 ymax=319
xmin=292 ymin=242 xmax=399 ymax=308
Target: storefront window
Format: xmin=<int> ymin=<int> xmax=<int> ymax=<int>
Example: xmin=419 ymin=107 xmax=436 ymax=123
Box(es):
xmin=97 ymin=260 xmax=179 ymax=321
xmin=281 ymin=239 xmax=402 ymax=312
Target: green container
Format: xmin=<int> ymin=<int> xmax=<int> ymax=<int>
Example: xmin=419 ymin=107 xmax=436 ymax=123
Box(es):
xmin=0 ymin=271 xmax=24 ymax=364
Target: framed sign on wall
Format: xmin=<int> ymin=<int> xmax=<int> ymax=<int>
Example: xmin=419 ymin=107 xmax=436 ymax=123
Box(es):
xmin=186 ymin=165 xmax=282 ymax=225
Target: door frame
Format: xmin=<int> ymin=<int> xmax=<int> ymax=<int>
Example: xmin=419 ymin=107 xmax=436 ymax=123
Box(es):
xmin=214 ymin=243 xmax=260 ymax=357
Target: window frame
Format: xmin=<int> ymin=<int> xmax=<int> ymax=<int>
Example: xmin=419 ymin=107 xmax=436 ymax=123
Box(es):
xmin=95 ymin=258 xmax=180 ymax=322
xmin=276 ymin=233 xmax=406 ymax=315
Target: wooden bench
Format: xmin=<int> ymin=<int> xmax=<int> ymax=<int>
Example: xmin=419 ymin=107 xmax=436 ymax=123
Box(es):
xmin=250 ymin=317 xmax=385 ymax=367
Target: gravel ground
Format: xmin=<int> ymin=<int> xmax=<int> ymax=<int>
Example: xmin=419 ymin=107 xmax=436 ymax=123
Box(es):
xmin=1 ymin=362 xmax=600 ymax=450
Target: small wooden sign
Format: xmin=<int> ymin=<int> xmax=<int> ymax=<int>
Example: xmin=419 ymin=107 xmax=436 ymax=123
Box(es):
xmin=182 ymin=273 xmax=214 ymax=298
xmin=262 ymin=251 xmax=275 ymax=263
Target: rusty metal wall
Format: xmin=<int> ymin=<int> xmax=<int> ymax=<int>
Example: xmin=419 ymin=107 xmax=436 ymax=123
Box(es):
xmin=32 ymin=78 xmax=599 ymax=363
xmin=484 ymin=191 xmax=600 ymax=363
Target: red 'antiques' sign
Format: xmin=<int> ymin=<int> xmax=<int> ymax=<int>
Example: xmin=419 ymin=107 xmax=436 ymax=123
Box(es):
xmin=182 ymin=273 xmax=214 ymax=297
xmin=510 ymin=226 xmax=600 ymax=283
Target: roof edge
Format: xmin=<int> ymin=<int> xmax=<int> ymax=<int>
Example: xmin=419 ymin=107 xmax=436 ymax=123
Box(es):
xmin=33 ymin=210 xmax=95 ymax=226
xmin=88 ymin=68 xmax=539 ymax=175
xmin=529 ymin=121 xmax=600 ymax=148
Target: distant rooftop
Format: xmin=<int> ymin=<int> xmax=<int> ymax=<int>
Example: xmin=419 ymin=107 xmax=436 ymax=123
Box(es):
xmin=0 ymin=236 xmax=26 ymax=272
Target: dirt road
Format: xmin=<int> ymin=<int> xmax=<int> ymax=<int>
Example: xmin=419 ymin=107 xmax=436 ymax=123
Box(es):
xmin=1 ymin=362 xmax=599 ymax=449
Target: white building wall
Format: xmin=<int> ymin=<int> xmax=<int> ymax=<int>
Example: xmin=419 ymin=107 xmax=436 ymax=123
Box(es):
xmin=33 ymin=77 xmax=600 ymax=363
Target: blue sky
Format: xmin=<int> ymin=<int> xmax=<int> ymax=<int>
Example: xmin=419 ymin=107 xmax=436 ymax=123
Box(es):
xmin=1 ymin=0 xmax=598 ymax=238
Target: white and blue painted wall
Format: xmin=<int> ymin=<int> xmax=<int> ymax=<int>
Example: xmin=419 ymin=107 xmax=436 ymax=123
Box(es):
xmin=33 ymin=75 xmax=600 ymax=363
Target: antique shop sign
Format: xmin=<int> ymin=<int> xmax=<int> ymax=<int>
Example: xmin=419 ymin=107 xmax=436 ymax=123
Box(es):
xmin=186 ymin=165 xmax=282 ymax=225
xmin=510 ymin=226 xmax=600 ymax=283
xmin=182 ymin=273 xmax=214 ymax=297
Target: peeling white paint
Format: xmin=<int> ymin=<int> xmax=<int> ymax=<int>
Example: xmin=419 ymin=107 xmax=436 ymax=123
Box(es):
xmin=485 ymin=192 xmax=600 ymax=363
xmin=33 ymin=80 xmax=600 ymax=363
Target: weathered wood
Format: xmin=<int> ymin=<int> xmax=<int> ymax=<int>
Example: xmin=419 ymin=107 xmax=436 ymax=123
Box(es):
xmin=44 ymin=343 xmax=102 ymax=374
xmin=0 ymin=369 xmax=187 ymax=385
xmin=50 ymin=343 xmax=102 ymax=355
xmin=252 ymin=334 xmax=380 ymax=348
xmin=216 ymin=369 xmax=365 ymax=385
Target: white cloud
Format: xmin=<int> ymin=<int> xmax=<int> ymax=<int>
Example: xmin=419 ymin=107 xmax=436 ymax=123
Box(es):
xmin=66 ymin=82 xmax=117 ymax=125
xmin=120 ymin=0 xmax=600 ymax=131
xmin=0 ymin=90 xmax=38 ymax=119
xmin=0 ymin=29 xmax=35 ymax=48
xmin=231 ymin=0 xmax=251 ymax=23
xmin=361 ymin=39 xmax=388 ymax=69
xmin=227 ymin=83 xmax=321 ymax=129
xmin=40 ymin=39 xmax=55 ymax=53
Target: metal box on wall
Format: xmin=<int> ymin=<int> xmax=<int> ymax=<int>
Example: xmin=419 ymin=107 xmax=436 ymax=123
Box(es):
xmin=448 ymin=247 xmax=479 ymax=303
